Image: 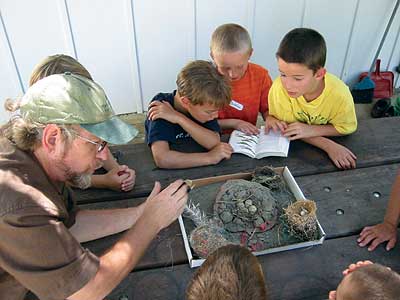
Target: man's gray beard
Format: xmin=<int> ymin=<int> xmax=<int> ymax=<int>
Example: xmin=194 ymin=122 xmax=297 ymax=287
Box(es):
xmin=55 ymin=158 xmax=93 ymax=190
xmin=68 ymin=173 xmax=92 ymax=189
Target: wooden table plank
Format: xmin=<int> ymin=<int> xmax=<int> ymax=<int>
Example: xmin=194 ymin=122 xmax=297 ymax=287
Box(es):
xmin=297 ymin=163 xmax=399 ymax=239
xmin=82 ymin=163 xmax=399 ymax=270
xmin=74 ymin=117 xmax=400 ymax=204
xmin=106 ymin=233 xmax=400 ymax=300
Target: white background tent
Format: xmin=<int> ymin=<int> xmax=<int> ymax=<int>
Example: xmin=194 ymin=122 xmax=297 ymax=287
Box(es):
xmin=1 ymin=0 xmax=400 ymax=123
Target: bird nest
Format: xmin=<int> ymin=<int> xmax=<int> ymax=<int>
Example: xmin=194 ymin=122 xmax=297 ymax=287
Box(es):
xmin=282 ymin=200 xmax=318 ymax=241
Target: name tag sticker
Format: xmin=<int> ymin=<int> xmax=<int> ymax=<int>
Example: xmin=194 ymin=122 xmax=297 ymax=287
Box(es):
xmin=229 ymin=99 xmax=243 ymax=111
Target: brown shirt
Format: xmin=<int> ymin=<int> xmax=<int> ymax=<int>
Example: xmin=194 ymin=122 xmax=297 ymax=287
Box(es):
xmin=0 ymin=137 xmax=99 ymax=300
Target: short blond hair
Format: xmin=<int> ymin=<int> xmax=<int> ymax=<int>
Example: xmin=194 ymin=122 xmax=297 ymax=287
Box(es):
xmin=186 ymin=245 xmax=268 ymax=300
xmin=343 ymin=264 xmax=400 ymax=300
xmin=29 ymin=54 xmax=92 ymax=86
xmin=176 ymin=60 xmax=231 ymax=108
xmin=210 ymin=23 xmax=252 ymax=55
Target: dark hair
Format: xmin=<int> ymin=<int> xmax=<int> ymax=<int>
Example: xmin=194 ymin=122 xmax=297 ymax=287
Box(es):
xmin=345 ymin=263 xmax=400 ymax=300
xmin=186 ymin=245 xmax=268 ymax=300
xmin=277 ymin=28 xmax=326 ymax=73
xmin=176 ymin=60 xmax=231 ymax=108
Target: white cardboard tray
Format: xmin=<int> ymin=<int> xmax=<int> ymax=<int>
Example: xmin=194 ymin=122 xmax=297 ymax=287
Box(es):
xmin=178 ymin=166 xmax=326 ymax=268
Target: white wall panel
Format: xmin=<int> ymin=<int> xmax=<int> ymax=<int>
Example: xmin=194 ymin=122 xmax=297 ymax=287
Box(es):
xmin=134 ymin=0 xmax=194 ymax=107
xmin=196 ymin=0 xmax=253 ymax=60
xmin=67 ymin=0 xmax=142 ymax=114
xmin=342 ymin=0 xmax=396 ymax=86
xmin=0 ymin=11 xmax=23 ymax=123
xmin=252 ymin=0 xmax=305 ymax=80
xmin=0 ymin=0 xmax=73 ymax=90
xmin=303 ymin=0 xmax=358 ymax=78
xmin=1 ymin=0 xmax=400 ymax=124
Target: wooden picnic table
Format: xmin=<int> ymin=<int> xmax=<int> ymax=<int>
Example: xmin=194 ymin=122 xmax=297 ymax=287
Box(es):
xmin=78 ymin=117 xmax=400 ymax=300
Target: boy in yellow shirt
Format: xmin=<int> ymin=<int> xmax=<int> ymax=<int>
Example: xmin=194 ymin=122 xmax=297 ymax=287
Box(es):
xmin=266 ymin=28 xmax=357 ymax=169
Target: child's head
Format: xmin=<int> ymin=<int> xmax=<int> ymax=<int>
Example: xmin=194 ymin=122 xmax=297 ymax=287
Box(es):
xmin=29 ymin=54 xmax=92 ymax=86
xmin=176 ymin=60 xmax=231 ymax=123
xmin=331 ymin=263 xmax=400 ymax=300
xmin=276 ymin=28 xmax=327 ymax=99
xmin=185 ymin=245 xmax=268 ymax=300
xmin=210 ymin=23 xmax=253 ymax=81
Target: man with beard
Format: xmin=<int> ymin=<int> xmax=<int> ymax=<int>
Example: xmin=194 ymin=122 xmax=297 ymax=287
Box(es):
xmin=0 ymin=73 xmax=188 ymax=300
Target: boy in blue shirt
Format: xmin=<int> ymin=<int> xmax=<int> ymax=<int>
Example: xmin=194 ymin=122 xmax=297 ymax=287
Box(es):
xmin=145 ymin=60 xmax=233 ymax=169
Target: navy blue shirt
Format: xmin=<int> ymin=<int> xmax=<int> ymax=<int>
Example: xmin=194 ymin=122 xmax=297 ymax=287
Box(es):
xmin=145 ymin=91 xmax=220 ymax=146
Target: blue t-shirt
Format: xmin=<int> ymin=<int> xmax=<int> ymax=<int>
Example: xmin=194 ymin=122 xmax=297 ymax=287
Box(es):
xmin=145 ymin=91 xmax=220 ymax=146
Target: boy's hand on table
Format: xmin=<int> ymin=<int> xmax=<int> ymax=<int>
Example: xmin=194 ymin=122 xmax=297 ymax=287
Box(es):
xmin=104 ymin=165 xmax=136 ymax=192
xmin=117 ymin=165 xmax=136 ymax=192
xmin=208 ymin=142 xmax=233 ymax=164
xmin=148 ymin=101 xmax=182 ymax=124
xmin=235 ymin=120 xmax=259 ymax=135
xmin=358 ymin=222 xmax=397 ymax=251
xmin=325 ymin=142 xmax=357 ymax=169
xmin=283 ymin=122 xmax=316 ymax=140
xmin=265 ymin=115 xmax=287 ymax=133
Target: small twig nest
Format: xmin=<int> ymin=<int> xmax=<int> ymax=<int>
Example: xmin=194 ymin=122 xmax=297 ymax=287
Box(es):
xmin=189 ymin=224 xmax=231 ymax=258
xmin=283 ymin=199 xmax=318 ymax=240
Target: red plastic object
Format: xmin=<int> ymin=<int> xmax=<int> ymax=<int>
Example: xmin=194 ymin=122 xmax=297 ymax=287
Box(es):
xmin=359 ymin=59 xmax=394 ymax=98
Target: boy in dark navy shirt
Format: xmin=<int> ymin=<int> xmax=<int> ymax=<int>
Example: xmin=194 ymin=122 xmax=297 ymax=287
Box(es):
xmin=145 ymin=60 xmax=233 ymax=169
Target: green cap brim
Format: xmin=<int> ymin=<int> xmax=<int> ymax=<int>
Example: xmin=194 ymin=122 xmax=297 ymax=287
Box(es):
xmin=81 ymin=116 xmax=138 ymax=145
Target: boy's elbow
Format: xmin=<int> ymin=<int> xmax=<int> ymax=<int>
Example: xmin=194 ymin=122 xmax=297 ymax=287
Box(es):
xmin=153 ymin=153 xmax=170 ymax=168
xmin=205 ymin=133 xmax=221 ymax=150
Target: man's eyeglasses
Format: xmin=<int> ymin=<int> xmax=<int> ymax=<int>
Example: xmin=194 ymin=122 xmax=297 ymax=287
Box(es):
xmin=73 ymin=133 xmax=108 ymax=153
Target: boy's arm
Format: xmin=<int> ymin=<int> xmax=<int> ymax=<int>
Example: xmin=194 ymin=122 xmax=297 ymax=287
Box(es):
xmin=358 ymin=171 xmax=400 ymax=251
xmin=102 ymin=149 xmax=119 ymax=170
xmin=148 ymin=101 xmax=219 ymax=149
xmin=302 ymin=136 xmax=357 ymax=169
xmin=283 ymin=123 xmax=344 ymax=140
xmin=217 ymin=119 xmax=259 ymax=135
xmin=151 ymin=140 xmax=232 ymax=169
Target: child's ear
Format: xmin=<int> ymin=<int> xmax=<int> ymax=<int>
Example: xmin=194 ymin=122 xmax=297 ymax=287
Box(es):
xmin=315 ymin=67 xmax=326 ymax=80
xmin=248 ymin=48 xmax=254 ymax=59
xmin=180 ymin=96 xmax=191 ymax=109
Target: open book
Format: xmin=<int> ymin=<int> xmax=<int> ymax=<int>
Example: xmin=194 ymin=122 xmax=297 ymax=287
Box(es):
xmin=228 ymin=127 xmax=290 ymax=159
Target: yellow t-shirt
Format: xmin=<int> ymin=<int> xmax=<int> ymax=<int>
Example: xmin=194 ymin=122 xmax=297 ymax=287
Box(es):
xmin=268 ymin=73 xmax=357 ymax=135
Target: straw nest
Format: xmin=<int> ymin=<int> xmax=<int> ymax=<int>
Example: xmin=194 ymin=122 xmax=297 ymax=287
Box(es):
xmin=283 ymin=199 xmax=318 ymax=241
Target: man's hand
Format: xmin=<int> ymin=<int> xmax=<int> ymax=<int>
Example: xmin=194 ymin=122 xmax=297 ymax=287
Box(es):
xmin=283 ymin=122 xmax=316 ymax=140
xmin=142 ymin=180 xmax=188 ymax=230
xmin=325 ymin=142 xmax=357 ymax=169
xmin=207 ymin=142 xmax=233 ymax=165
xmin=148 ymin=101 xmax=182 ymax=124
xmin=358 ymin=222 xmax=397 ymax=251
xmin=235 ymin=120 xmax=259 ymax=135
xmin=265 ymin=115 xmax=288 ymax=133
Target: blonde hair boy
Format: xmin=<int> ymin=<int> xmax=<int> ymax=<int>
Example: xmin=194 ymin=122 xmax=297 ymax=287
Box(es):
xmin=210 ymin=23 xmax=273 ymax=135
xmin=329 ymin=261 xmax=400 ymax=300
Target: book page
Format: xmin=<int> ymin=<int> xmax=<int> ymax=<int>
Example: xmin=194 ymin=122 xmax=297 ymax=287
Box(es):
xmin=228 ymin=130 xmax=259 ymax=158
xmin=255 ymin=127 xmax=290 ymax=158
